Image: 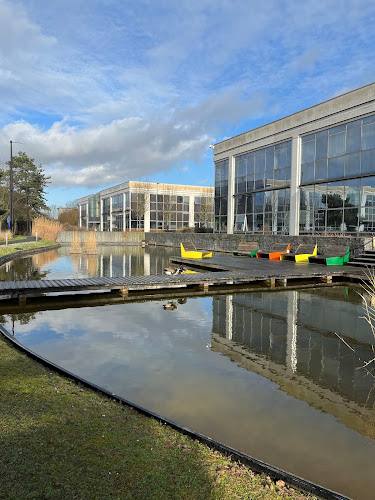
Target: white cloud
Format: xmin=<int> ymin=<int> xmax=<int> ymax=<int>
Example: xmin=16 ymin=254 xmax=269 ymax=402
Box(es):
xmin=0 ymin=90 xmax=265 ymax=187
xmin=0 ymin=0 xmax=374 ymax=196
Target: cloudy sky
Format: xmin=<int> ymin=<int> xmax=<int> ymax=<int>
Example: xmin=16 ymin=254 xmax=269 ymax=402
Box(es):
xmin=0 ymin=0 xmax=374 ymax=207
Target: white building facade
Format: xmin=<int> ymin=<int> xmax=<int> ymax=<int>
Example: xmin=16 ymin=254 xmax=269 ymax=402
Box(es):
xmin=77 ymin=181 xmax=214 ymax=232
xmin=213 ymin=83 xmax=375 ymax=236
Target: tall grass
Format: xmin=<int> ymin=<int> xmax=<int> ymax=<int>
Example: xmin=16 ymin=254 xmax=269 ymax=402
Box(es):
xmin=0 ymin=231 xmax=13 ymax=242
xmin=70 ymin=230 xmax=81 ymax=254
xmin=32 ymin=217 xmax=63 ymax=242
xmin=336 ymin=267 xmax=375 ymax=378
xmin=83 ymin=231 xmax=98 ymax=255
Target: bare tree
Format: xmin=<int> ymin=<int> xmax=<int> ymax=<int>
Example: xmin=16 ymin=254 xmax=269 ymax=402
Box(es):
xmin=161 ymin=191 xmax=176 ymax=230
xmin=195 ymin=196 xmax=214 ymax=227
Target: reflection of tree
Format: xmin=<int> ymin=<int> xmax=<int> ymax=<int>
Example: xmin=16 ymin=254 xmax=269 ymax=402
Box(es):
xmin=0 ymin=312 xmax=37 ymax=327
xmin=0 ymin=256 xmax=49 ymax=281
xmin=322 ymin=193 xmax=360 ymax=229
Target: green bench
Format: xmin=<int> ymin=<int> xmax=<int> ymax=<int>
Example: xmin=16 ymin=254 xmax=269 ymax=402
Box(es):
xmin=308 ymin=246 xmax=350 ymax=266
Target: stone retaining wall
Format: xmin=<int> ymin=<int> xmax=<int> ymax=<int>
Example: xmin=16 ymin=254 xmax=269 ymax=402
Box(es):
xmin=145 ymin=232 xmax=373 ymax=256
xmin=57 ymin=231 xmax=145 ymax=246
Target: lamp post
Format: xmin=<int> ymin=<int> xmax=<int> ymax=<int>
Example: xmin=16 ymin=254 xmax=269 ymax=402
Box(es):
xmin=156 ymin=182 xmax=159 ymax=232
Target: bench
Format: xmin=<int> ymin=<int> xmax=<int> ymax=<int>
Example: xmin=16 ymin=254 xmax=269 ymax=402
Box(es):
xmin=280 ymin=244 xmax=317 ymax=263
xmin=308 ymin=246 xmax=350 ymax=266
xmin=180 ymin=242 xmax=212 ymax=259
xmin=232 ymin=241 xmax=258 ymax=257
xmin=257 ymin=243 xmax=290 ymax=260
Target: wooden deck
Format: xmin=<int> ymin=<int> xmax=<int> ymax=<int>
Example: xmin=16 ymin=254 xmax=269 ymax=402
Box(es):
xmin=0 ymin=255 xmax=366 ymax=303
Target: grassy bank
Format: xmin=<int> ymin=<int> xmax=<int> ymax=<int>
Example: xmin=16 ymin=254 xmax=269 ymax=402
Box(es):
xmin=0 ymin=239 xmax=57 ymax=259
xmin=0 ymin=336 xmax=316 ymax=500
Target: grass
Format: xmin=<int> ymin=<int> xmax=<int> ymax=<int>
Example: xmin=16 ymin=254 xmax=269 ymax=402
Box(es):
xmin=0 ymin=336 xmax=316 ymax=500
xmin=0 ymin=239 xmax=57 ymax=259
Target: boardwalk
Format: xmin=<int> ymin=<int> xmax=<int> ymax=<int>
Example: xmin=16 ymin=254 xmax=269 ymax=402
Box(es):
xmin=0 ymin=255 xmax=366 ymax=303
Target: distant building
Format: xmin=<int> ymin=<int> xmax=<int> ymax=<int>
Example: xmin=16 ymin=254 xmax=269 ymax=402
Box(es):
xmin=213 ymin=82 xmax=375 ymax=235
xmin=77 ymin=181 xmax=214 ymax=232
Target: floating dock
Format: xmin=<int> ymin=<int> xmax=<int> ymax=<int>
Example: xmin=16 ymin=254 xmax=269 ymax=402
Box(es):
xmin=0 ymin=255 xmax=367 ymax=304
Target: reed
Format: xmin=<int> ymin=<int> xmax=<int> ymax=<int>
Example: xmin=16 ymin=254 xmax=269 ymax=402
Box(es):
xmin=70 ymin=230 xmax=82 ymax=254
xmin=32 ymin=217 xmax=63 ymax=242
xmin=83 ymin=231 xmax=98 ymax=255
xmin=0 ymin=231 xmax=13 ymax=242
xmin=86 ymin=255 xmax=98 ymax=277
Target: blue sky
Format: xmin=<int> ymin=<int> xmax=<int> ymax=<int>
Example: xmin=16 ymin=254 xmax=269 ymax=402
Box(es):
xmin=0 ymin=0 xmax=374 ymax=207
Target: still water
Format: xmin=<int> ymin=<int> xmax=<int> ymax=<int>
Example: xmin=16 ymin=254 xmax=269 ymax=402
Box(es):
xmin=1 ymin=246 xmax=375 ymax=499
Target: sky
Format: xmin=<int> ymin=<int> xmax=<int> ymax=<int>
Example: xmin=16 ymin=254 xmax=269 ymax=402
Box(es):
xmin=0 ymin=0 xmax=374 ymax=208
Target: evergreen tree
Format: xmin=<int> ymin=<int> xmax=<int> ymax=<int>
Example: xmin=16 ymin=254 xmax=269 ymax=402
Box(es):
xmin=0 ymin=152 xmax=50 ymax=230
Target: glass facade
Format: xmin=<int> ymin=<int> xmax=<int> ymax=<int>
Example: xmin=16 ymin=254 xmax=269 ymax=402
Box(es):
xmin=194 ymin=196 xmax=214 ymax=228
xmin=150 ymin=194 xmax=189 ymax=230
xmin=130 ymin=192 xmax=145 ymax=230
xmin=214 ymin=111 xmax=375 ymax=235
xmin=215 ymin=159 xmax=228 ymax=232
xmin=111 ymin=194 xmax=123 ymax=232
xmin=300 ymin=114 xmax=375 ymax=234
xmin=233 ymin=141 xmax=291 ymax=234
xmin=78 ymin=184 xmax=213 ymax=232
xmin=102 ymin=197 xmax=110 ymax=231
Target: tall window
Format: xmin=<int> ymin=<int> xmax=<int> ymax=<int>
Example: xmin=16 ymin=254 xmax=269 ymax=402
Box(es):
xmin=233 ymin=141 xmax=291 ymax=234
xmin=215 ymin=159 xmax=228 ymax=232
xmin=300 ymin=114 xmax=375 ymax=234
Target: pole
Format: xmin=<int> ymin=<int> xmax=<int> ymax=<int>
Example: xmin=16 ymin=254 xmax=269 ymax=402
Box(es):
xmin=9 ymin=141 xmax=13 ymax=232
xmin=156 ymin=183 xmax=158 ymax=232
xmin=25 ymin=173 xmax=29 ymax=235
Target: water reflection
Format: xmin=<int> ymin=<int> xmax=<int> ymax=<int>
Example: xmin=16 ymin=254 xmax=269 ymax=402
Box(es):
xmin=0 ymin=245 xmax=178 ymax=281
xmin=212 ymin=289 xmax=375 ymax=432
xmin=2 ymin=247 xmax=375 ymax=498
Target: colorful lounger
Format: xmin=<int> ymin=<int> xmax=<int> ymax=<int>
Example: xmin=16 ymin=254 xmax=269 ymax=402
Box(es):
xmin=280 ymin=244 xmax=317 ymax=263
xmin=308 ymin=246 xmax=350 ymax=266
xmin=256 ymin=243 xmax=290 ymax=260
xmin=180 ymin=242 xmax=212 ymax=259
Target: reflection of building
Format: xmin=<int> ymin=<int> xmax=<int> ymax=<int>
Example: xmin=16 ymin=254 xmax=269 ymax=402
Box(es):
xmin=214 ymin=83 xmax=375 ymax=235
xmin=212 ymin=290 xmax=375 ymax=437
xmin=77 ymin=181 xmax=214 ymax=232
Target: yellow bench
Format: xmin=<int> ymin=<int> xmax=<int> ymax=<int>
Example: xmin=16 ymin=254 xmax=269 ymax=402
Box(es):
xmin=180 ymin=242 xmax=212 ymax=259
xmin=280 ymin=244 xmax=317 ymax=263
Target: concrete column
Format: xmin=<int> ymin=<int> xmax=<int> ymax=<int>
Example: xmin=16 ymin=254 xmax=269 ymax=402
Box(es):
xmin=289 ymin=136 xmax=301 ymax=236
xmin=225 ymin=295 xmax=233 ymax=340
xmin=286 ymin=290 xmax=298 ymax=373
xmin=123 ymin=193 xmax=126 ymax=232
xmin=227 ymin=155 xmax=235 ymax=234
xmin=109 ymin=197 xmax=113 ymax=231
xmin=144 ymin=192 xmax=150 ymax=232
xmin=189 ymin=194 xmax=195 ymax=228
xmin=144 ymin=251 xmax=150 ymax=275
xmin=79 ymin=204 xmax=82 ymax=228
xmin=100 ymin=198 xmax=103 ymax=231
xmin=86 ymin=202 xmax=89 ymax=229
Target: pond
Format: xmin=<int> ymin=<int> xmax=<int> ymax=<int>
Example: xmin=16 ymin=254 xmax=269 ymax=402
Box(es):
xmin=1 ymin=246 xmax=375 ymax=499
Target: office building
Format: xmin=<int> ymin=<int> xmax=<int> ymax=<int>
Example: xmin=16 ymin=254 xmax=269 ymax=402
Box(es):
xmin=77 ymin=181 xmax=214 ymax=232
xmin=213 ymin=83 xmax=375 ymax=235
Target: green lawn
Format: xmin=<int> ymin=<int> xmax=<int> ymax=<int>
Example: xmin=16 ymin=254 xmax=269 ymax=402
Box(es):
xmin=0 ymin=336 xmax=315 ymax=500
xmin=0 ymin=239 xmax=57 ymax=258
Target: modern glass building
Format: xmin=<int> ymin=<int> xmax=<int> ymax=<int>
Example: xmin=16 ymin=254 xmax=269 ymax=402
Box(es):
xmin=213 ymin=82 xmax=375 ymax=235
xmin=77 ymin=181 xmax=214 ymax=232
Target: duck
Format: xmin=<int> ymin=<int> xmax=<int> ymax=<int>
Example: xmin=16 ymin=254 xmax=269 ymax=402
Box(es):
xmin=163 ymin=265 xmax=187 ymax=276
xmin=163 ymin=301 xmax=178 ymax=310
